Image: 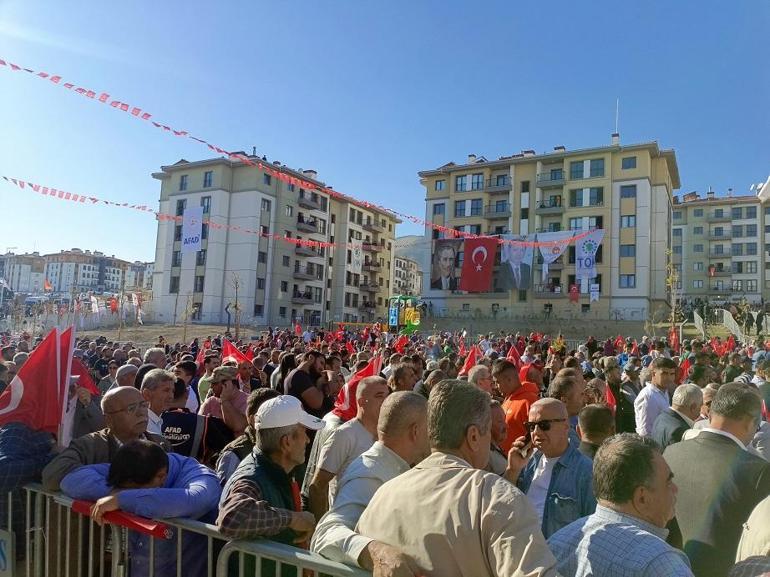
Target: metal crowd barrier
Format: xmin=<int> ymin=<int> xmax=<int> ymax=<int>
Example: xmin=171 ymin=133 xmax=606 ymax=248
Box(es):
xmin=0 ymin=484 xmax=370 ymax=577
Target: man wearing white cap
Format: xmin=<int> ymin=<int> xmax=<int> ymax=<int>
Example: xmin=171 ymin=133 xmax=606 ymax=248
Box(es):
xmin=217 ymin=395 xmax=323 ymax=546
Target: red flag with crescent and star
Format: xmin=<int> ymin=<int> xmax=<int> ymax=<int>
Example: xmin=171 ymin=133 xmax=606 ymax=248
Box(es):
xmin=459 ymin=238 xmax=498 ymax=293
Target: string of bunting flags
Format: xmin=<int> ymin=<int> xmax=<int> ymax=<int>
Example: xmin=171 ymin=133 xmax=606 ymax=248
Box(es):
xmin=1 ymin=55 xmax=592 ymax=250
xmin=1 ymin=175 xmax=595 ymax=251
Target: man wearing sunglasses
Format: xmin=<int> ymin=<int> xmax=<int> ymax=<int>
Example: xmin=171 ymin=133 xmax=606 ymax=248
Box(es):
xmin=507 ymin=398 xmax=596 ymax=539
xmin=42 ymin=386 xmax=170 ymax=491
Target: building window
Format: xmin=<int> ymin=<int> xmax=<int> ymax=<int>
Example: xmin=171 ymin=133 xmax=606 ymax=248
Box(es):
xmin=260 ymin=225 xmax=269 ymax=235
xmin=694 ymin=208 xmax=703 ymax=217
xmin=673 ymin=229 xmax=682 ymax=237
xmin=521 ymin=208 xmax=529 ymax=220
xmin=621 ymin=156 xmax=637 ymax=169
xmin=733 ymin=244 xmax=744 ymax=256
xmin=747 ymin=243 xmax=758 ymax=256
xmin=435 ymin=180 xmax=445 ymax=191
xmin=174 ymin=225 xmax=182 ymax=241
xmin=673 ymin=211 xmax=682 ymax=220
xmin=200 ymin=196 xmax=211 ymax=213
xmin=194 ymin=276 xmax=205 ymax=292
xmin=620 ymin=184 xmax=637 ymax=198
xmin=285 ymin=205 xmax=294 ymax=217
xmin=454 ymin=200 xmax=466 ymax=217
xmin=694 ymin=262 xmax=704 ymax=271
xmin=694 ymin=226 xmax=703 ymax=234
xmin=620 ymin=215 xmax=636 ymax=228
xmin=201 ymin=223 xmax=209 ymax=239
xmin=280 ymin=281 xmax=288 ymax=292
xmin=470 ymin=199 xmax=482 ymax=216
xmin=179 ymin=175 xmax=188 ymax=191
xmin=282 ymin=255 xmax=290 ymax=267
xmin=589 ymin=158 xmax=605 ymax=177
xmin=279 ymin=307 xmax=287 ymax=318
xmin=747 ymin=279 xmax=758 ymax=292
xmin=747 ymin=261 xmax=758 ymax=274
xmin=620 ymin=244 xmax=636 ymax=257
xmin=258 ymin=251 xmax=267 ymax=264
xmin=471 ymin=173 xmax=484 ymax=190
xmin=171 ymin=250 xmax=182 ymax=267
xmin=196 ymin=250 xmax=206 ymax=266
xmin=746 ymin=224 xmax=758 ymax=237
xmin=203 ymin=171 xmax=213 ymax=188
xmin=455 ymin=175 xmax=467 ymax=192
xmin=176 ymin=199 xmax=187 ymax=216
xmin=169 ymin=276 xmax=180 ymax=293
xmin=254 ymin=304 xmax=264 ymax=316
xmin=747 ymin=206 xmax=757 ymax=219
xmin=694 ymin=280 xmax=704 ymax=289
xmin=732 ymin=207 xmax=743 ymax=220
xmin=257 ymin=278 xmax=265 ymax=289
xmin=521 ymin=180 xmax=530 ymax=193
xmin=261 ymin=199 xmax=271 ymax=212
xmin=619 ymin=274 xmax=636 ymax=288
xmin=694 ymin=244 xmax=704 ymax=253
xmin=433 ymin=203 xmax=445 ymax=215
xmin=263 ymin=174 xmax=272 ymax=186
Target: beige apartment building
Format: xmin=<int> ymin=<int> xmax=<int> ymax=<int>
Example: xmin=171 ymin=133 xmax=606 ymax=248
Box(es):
xmin=417 ymin=135 xmax=680 ymax=322
xmin=151 ymin=153 xmax=397 ymax=327
xmin=394 ymin=256 xmax=422 ymax=296
xmin=672 ymin=190 xmax=770 ymax=304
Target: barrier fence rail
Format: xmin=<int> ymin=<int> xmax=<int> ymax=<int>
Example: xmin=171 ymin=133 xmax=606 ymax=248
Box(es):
xmin=0 ymin=484 xmax=370 ymax=577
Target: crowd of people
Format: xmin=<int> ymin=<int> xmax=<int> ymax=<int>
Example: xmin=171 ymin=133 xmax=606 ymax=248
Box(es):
xmin=1 ymin=326 xmax=769 ymax=577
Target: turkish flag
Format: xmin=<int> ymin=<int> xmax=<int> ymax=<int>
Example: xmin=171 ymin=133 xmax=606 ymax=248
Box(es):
xmin=506 ymin=343 xmax=522 ymax=370
xmin=0 ymin=327 xmax=67 ymax=434
xmin=459 ymin=238 xmax=497 ymax=292
xmin=668 ymin=326 xmax=680 ymax=354
xmin=332 ymin=355 xmax=384 ymax=421
xmin=244 ymin=344 xmax=255 ymax=362
xmin=569 ymin=284 xmax=579 ymax=303
xmin=458 ymin=345 xmax=480 ymax=376
xmin=222 ymin=338 xmax=249 ymax=364
xmin=345 ymin=341 xmax=355 ymax=355
xmin=294 ymin=323 xmax=302 ymax=336
xmin=195 ymin=346 xmax=207 ymax=376
xmin=70 ymin=357 xmax=99 ymax=396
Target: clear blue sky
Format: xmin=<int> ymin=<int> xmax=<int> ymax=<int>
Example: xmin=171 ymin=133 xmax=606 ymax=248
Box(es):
xmin=1 ymin=0 xmax=767 ymax=262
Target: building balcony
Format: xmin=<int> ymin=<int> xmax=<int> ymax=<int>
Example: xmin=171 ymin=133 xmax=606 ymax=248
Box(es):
xmin=710 ymin=269 xmax=731 ymax=277
xmin=535 ymin=197 xmax=564 ymax=215
xmin=291 ymin=292 xmax=314 ymax=305
xmin=533 ymin=285 xmax=568 ymax=299
xmin=707 ymin=212 xmax=731 ymax=223
xmin=297 ymin=193 xmax=322 ymax=211
xmin=362 ymin=243 xmax=382 ymax=253
xmin=363 ymin=220 xmax=386 ymax=233
xmin=294 ymin=245 xmax=319 ymax=257
xmin=536 ymin=171 xmax=566 ymax=188
xmin=486 ymin=228 xmax=510 ymax=236
xmin=708 ymin=251 xmax=731 ymax=260
xmin=485 ymin=176 xmax=512 ymax=193
xmin=293 ymin=268 xmax=316 ymax=281
xmin=296 ymin=219 xmax=319 ymax=233
xmin=358 ymin=302 xmax=377 ymax=312
xmin=360 ymin=281 xmax=378 ymax=293
xmin=363 ymin=262 xmax=381 ymax=272
xmin=709 ymin=286 xmax=730 ymax=294
xmin=708 ymin=233 xmax=732 ymax=241
xmin=484 ymin=204 xmax=511 ymax=219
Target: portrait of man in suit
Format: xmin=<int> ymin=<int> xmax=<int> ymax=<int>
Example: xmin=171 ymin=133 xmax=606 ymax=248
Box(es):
xmin=502 ymin=235 xmax=533 ymax=290
xmin=430 ymin=240 xmax=459 ymax=290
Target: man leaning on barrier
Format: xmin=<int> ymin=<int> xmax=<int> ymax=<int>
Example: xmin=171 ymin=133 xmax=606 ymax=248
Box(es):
xmin=42 ymin=386 xmax=170 ymax=491
xmin=59 ymin=439 xmax=221 ymax=577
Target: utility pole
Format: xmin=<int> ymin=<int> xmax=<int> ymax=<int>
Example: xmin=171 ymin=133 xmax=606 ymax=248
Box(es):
xmin=117 ymin=272 xmax=126 ymax=341
xmin=232 ymin=273 xmax=241 ymax=341
xmin=182 ymin=293 xmax=193 ymax=344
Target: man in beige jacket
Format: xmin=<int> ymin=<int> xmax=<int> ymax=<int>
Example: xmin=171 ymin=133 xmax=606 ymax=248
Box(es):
xmin=357 ymin=380 xmax=557 ymax=577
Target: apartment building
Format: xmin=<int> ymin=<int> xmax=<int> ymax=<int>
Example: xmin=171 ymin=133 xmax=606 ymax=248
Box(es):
xmin=124 ymin=261 xmax=155 ymax=290
xmin=418 ymin=135 xmax=680 ymax=321
xmin=394 ymin=256 xmax=422 ymax=296
xmin=151 ymin=154 xmax=397 ymax=327
xmin=3 ymin=252 xmax=45 ymax=293
xmin=672 ymin=190 xmax=769 ymax=304
xmin=44 ymin=248 xmax=131 ymax=294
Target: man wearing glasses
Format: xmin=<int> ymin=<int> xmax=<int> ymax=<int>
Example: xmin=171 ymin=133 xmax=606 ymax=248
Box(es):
xmin=505 ymin=398 xmax=596 ymax=539
xmin=42 ymin=386 xmax=170 ymax=491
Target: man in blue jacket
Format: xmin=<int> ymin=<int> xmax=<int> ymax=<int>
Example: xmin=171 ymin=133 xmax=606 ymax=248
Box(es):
xmin=60 ymin=440 xmax=221 ymax=577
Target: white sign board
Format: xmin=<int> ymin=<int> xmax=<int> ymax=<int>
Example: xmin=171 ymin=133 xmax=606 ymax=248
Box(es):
xmin=181 ymin=206 xmax=204 ymax=253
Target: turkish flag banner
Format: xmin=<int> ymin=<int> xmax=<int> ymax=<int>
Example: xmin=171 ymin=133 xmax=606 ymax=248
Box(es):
xmin=459 ymin=238 xmax=498 ymax=292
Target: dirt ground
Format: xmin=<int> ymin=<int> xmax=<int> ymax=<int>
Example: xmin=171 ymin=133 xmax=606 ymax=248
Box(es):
xmin=83 ymin=323 xmax=264 ymax=350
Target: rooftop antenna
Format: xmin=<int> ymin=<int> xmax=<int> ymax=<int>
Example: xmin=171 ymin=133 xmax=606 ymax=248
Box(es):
xmin=615 ymin=98 xmax=620 ymax=135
